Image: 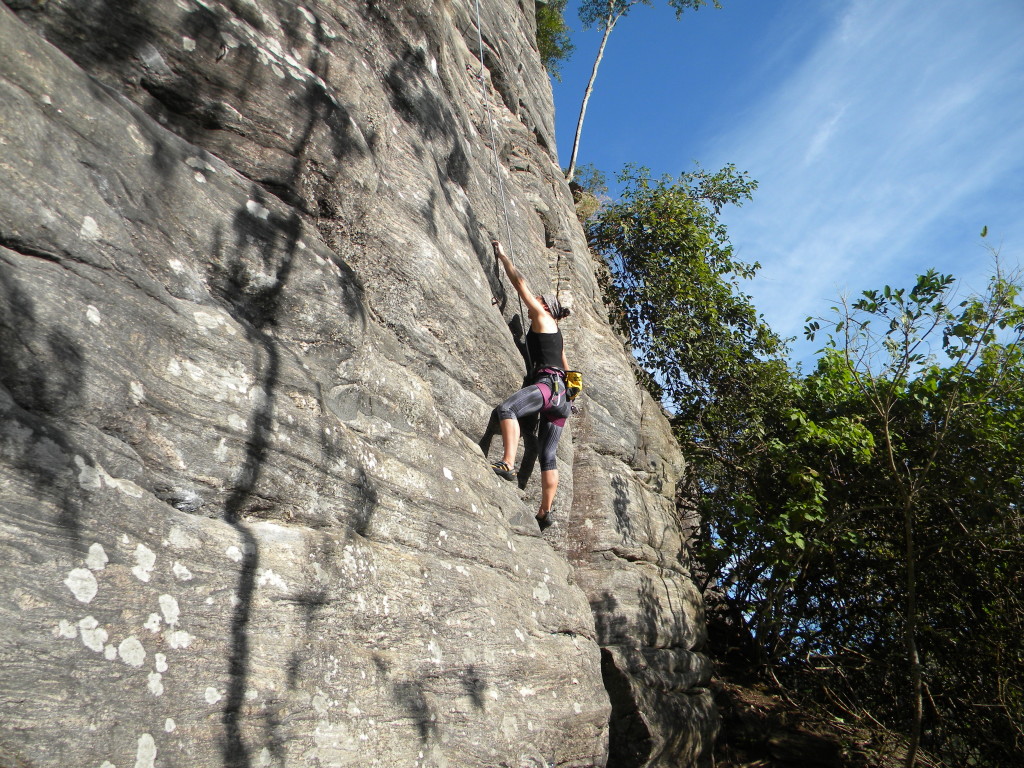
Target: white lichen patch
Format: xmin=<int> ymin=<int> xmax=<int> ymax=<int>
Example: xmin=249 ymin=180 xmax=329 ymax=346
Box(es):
xmin=172 ymin=562 xmax=193 ymax=581
xmin=104 ymin=644 xmax=117 ymax=660
xmin=442 ymin=467 xmax=453 ymax=480
xmin=144 ymin=613 xmax=162 ymax=633
xmin=56 ymin=619 xmax=77 ymax=639
xmin=74 ymin=456 xmax=144 ymax=498
xmin=167 ymin=630 xmax=192 ymax=649
xmin=168 ymin=258 xmax=186 ymax=273
xmin=182 ymin=360 xmax=205 ymax=381
xmin=80 ymin=216 xmax=101 ymax=240
xmin=245 ymin=200 xmax=271 ymax=220
xmin=87 ymin=542 xmax=108 ymax=571
xmin=427 ymin=639 xmax=442 ymax=665
xmin=86 ymin=305 xmax=102 ymax=325
xmin=159 ymin=594 xmax=180 ymax=626
xmin=118 ymin=636 xmax=146 ymax=667
xmin=132 ymin=544 xmax=156 ymax=582
xmin=225 ymin=362 xmax=254 ymax=396
xmin=135 ymin=733 xmax=156 ymax=768
xmin=182 ymin=36 xmax=196 ymax=51
xmin=78 ymin=616 xmax=108 ymax=652
xmin=193 ymin=309 xmax=237 ymax=336
xmin=148 ymin=672 xmax=164 ymax=696
xmin=167 ymin=526 xmax=199 ymax=550
xmin=75 ymin=456 xmax=103 ymax=491
xmin=532 ymin=580 xmax=551 ymax=605
xmin=225 ymin=545 xmax=243 ymax=562
xmin=129 ymin=381 xmax=145 ymax=405
xmin=164 ymin=718 xmax=176 ymax=733
xmin=65 ymin=568 xmax=98 ymax=603
xmin=155 ymin=653 xmax=168 ymax=673
xmin=108 ymin=474 xmax=144 ymax=498
xmin=205 ymin=687 xmax=222 ymax=705
xmin=257 ymin=569 xmax=287 ymax=591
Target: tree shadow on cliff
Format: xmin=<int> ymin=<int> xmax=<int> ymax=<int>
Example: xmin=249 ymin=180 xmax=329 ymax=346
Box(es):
xmin=211 ymin=179 xmax=368 ymax=765
xmin=0 ymin=254 xmax=87 ymax=543
xmin=12 ymin=0 xmax=157 ymax=70
xmin=199 ymin=11 xmax=373 ymax=757
xmin=385 ymin=40 xmax=472 ymax=220
xmin=373 ymin=655 xmax=490 ymax=749
xmin=385 ymin=43 xmax=457 ymax=144
xmin=210 ymin=189 xmax=303 ymax=768
xmin=16 ymin=0 xmax=187 ymax=187
xmin=612 ymin=474 xmax=636 ymax=541
xmin=373 ymin=654 xmax=439 ymax=745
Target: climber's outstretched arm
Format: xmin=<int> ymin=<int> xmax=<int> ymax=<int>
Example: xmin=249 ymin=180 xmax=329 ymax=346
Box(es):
xmin=492 ymin=240 xmax=546 ymax=318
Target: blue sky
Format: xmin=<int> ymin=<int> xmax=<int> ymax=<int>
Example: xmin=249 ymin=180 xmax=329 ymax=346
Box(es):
xmin=550 ymin=0 xmax=1024 ymax=366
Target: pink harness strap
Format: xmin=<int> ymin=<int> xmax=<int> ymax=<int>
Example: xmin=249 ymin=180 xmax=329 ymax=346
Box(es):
xmin=534 ymin=382 xmax=567 ymax=427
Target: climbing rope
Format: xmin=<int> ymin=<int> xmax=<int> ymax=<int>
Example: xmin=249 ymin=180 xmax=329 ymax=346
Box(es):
xmin=472 ymin=0 xmax=529 ymax=335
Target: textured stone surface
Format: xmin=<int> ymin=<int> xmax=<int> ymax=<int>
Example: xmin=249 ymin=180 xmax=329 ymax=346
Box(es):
xmin=0 ymin=1 xmax=715 ymax=766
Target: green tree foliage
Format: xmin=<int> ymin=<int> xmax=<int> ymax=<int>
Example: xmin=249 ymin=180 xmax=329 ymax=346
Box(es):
xmin=535 ymin=0 xmax=575 ymax=80
xmin=709 ymin=263 xmax=1024 ymax=767
xmin=587 ymin=163 xmax=787 ymax=456
xmin=793 ymin=264 xmax=1024 ymax=767
xmin=566 ymin=0 xmax=721 ymax=181
xmin=594 ymin=171 xmax=1024 ymax=764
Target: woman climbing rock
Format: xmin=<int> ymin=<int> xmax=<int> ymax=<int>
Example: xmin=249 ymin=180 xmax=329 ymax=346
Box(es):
xmin=490 ymin=239 xmax=572 ymax=530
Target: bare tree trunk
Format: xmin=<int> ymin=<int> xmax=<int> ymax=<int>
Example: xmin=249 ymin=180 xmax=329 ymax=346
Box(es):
xmin=903 ymin=500 xmax=924 ymax=768
xmin=566 ymin=12 xmax=617 ymax=183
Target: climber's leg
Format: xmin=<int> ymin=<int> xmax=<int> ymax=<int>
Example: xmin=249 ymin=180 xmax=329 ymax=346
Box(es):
xmin=535 ymin=415 xmax=565 ymax=528
xmin=494 ymin=384 xmax=545 ymax=475
xmin=538 ymin=469 xmax=558 ymax=522
xmin=499 ymin=416 xmax=521 ymax=468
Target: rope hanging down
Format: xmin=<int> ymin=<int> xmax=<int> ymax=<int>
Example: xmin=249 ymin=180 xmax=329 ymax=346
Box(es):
xmin=472 ymin=0 xmax=528 ymax=331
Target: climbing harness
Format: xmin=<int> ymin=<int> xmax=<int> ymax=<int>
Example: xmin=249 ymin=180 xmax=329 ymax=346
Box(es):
xmin=472 ymin=0 xmax=529 ymax=340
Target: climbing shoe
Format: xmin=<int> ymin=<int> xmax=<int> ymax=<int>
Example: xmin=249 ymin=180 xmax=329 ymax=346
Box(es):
xmin=491 ymin=460 xmax=516 ymax=481
xmin=535 ymin=509 xmax=552 ymax=531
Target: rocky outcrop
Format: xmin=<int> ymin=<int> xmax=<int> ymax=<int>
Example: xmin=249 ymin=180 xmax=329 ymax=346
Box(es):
xmin=0 ymin=1 xmax=715 ymax=766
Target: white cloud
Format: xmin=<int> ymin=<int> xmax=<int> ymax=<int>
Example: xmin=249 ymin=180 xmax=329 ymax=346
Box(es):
xmin=705 ymin=0 xmax=1024 ymax=363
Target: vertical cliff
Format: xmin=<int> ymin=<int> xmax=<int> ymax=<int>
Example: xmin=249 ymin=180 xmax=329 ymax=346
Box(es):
xmin=0 ymin=1 xmax=715 ymax=765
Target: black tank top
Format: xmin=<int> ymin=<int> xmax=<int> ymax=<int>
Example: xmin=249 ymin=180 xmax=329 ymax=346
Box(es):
xmin=527 ymin=329 xmax=563 ymax=371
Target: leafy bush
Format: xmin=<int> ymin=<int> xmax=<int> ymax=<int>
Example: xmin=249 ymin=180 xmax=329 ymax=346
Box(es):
xmin=536 ymin=0 xmax=575 ymax=80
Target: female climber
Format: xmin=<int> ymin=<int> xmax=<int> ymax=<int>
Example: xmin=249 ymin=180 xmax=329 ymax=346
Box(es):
xmin=490 ymin=239 xmax=572 ymax=530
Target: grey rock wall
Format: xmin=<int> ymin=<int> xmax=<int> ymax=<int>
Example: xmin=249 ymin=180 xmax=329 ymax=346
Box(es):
xmin=0 ymin=1 xmax=715 ymax=766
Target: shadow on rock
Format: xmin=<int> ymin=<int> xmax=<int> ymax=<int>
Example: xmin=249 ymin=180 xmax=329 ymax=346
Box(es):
xmin=0 ymin=255 xmax=87 ymax=542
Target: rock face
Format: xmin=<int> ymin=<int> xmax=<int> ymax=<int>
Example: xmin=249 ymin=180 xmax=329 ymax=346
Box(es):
xmin=0 ymin=1 xmax=715 ymax=766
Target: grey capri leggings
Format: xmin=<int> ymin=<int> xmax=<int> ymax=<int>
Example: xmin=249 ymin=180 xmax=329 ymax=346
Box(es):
xmin=496 ymin=374 xmax=571 ymax=472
